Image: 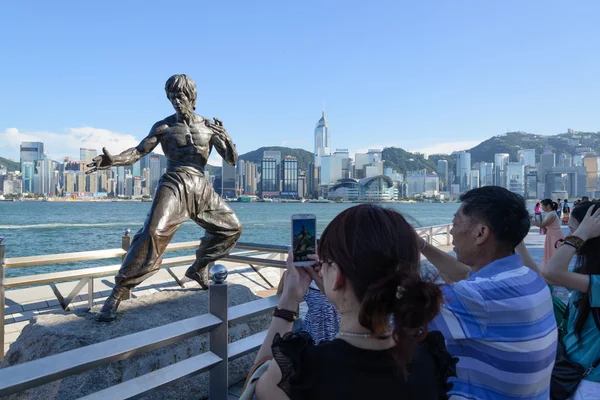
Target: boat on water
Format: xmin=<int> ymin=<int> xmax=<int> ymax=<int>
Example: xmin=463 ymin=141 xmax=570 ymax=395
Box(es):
xmin=307 ymin=197 xmax=333 ymax=203
xmin=237 ymin=195 xmax=254 ymax=202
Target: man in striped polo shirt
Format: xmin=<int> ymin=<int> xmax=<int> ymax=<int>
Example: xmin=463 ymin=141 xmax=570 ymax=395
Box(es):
xmin=419 ymin=186 xmax=557 ymax=399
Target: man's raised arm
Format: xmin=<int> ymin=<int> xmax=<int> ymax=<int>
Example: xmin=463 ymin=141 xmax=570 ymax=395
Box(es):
xmin=209 ymin=118 xmax=237 ymax=166
xmin=415 ymin=231 xmax=471 ymax=283
xmin=86 ymin=124 xmax=163 ymax=173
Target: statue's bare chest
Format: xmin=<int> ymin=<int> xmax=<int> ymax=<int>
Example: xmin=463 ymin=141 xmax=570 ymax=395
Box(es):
xmin=162 ymin=123 xmax=212 ymax=149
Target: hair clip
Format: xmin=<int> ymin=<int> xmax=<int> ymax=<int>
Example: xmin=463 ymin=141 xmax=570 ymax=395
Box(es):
xmin=396 ymin=285 xmax=406 ymax=300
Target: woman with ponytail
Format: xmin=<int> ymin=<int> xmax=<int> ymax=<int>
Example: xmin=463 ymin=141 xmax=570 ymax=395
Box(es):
xmin=532 ymin=198 xmax=565 ymax=266
xmin=249 ymin=204 xmax=456 ymax=400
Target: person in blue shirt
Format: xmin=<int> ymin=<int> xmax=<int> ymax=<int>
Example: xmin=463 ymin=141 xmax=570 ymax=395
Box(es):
xmin=419 ymin=186 xmax=557 ymax=400
xmin=542 ymin=201 xmax=600 ymax=399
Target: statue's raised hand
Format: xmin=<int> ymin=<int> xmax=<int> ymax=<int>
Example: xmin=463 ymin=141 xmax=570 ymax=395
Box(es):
xmin=86 ymin=147 xmax=114 ymax=174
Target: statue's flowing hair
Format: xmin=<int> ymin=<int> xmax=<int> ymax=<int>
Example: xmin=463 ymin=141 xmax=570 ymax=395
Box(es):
xmin=165 ymin=74 xmax=197 ymax=110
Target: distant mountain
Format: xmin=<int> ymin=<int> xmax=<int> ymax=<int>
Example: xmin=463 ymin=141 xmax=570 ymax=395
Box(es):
xmin=238 ymin=146 xmax=314 ymax=171
xmin=205 ymin=164 xmax=221 ymax=177
xmin=0 ymin=156 xmax=19 ymax=172
xmin=382 ymin=148 xmax=437 ymax=174
xmin=469 ymin=130 xmax=600 ymax=163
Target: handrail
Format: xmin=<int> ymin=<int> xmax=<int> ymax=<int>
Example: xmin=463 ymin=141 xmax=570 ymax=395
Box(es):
xmin=0 ymin=285 xmax=282 ymax=399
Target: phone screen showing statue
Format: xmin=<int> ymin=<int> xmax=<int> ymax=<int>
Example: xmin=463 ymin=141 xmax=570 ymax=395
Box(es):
xmin=292 ymin=218 xmax=317 ymax=262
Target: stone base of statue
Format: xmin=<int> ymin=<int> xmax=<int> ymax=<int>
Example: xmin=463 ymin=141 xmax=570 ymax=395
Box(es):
xmin=0 ymin=284 xmax=270 ymax=400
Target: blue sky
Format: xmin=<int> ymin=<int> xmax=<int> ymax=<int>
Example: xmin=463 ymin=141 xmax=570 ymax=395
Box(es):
xmin=1 ymin=1 xmax=599 ymax=164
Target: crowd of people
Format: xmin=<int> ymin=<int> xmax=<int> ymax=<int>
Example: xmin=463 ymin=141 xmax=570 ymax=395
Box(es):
xmin=238 ymin=188 xmax=600 ymax=400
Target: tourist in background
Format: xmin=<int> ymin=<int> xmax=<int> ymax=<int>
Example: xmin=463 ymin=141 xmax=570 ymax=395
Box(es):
xmin=541 ymin=201 xmax=600 ymax=399
xmin=562 ymin=199 xmax=571 ymax=225
xmin=418 ymin=186 xmax=557 ymax=399
xmin=532 ymin=199 xmax=565 ymax=267
xmin=248 ymin=204 xmax=455 ymax=400
xmin=557 ymin=198 xmax=563 ymax=219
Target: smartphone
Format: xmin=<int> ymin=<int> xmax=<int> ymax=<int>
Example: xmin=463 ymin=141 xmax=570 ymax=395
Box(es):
xmin=291 ymin=214 xmax=317 ymax=266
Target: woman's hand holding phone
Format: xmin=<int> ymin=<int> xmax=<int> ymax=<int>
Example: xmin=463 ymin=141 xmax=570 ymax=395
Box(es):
xmin=305 ymin=254 xmax=325 ymax=292
xmin=279 ymin=251 xmax=314 ymax=310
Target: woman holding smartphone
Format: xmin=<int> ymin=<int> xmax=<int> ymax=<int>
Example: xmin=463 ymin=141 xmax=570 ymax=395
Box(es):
xmin=246 ymin=204 xmax=455 ymax=400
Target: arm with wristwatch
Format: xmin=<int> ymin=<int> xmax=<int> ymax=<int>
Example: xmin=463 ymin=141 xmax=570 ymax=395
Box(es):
xmin=541 ymin=205 xmax=600 ymax=293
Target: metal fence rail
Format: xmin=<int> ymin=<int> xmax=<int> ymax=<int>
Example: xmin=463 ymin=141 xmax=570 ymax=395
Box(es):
xmin=0 ymin=268 xmax=281 ymax=400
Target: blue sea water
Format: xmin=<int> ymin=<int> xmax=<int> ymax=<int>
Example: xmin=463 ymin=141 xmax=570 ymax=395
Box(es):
xmin=0 ymin=201 xmax=459 ymax=278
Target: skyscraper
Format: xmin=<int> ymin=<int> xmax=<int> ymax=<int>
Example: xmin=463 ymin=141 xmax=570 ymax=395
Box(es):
xmin=494 ymin=153 xmax=509 ymax=188
xmin=479 ymin=162 xmax=494 ymax=187
xmin=455 ymin=151 xmax=471 ymax=193
xmin=221 ymin=154 xmax=237 ymax=198
xmin=282 ymin=156 xmax=298 ymax=197
xmin=149 ymin=154 xmax=161 ymax=197
xmin=314 ymin=111 xmax=331 ymax=167
xmin=507 ymin=162 xmax=525 ymax=196
xmin=20 ymin=142 xmax=45 ymax=193
xmin=260 ymin=157 xmax=278 ymax=197
xmin=583 ymin=152 xmax=598 ymax=193
xmin=518 ymin=149 xmax=536 ymax=167
xmin=437 ymin=160 xmax=448 ymax=191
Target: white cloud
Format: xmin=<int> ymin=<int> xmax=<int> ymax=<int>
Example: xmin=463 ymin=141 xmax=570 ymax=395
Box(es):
xmin=409 ymin=140 xmax=481 ymax=157
xmin=0 ymin=127 xmax=142 ymax=161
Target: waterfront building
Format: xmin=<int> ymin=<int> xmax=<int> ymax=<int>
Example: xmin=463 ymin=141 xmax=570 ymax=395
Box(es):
xmin=327 ymin=175 xmax=397 ymax=201
xmin=479 ymin=162 xmax=494 ymax=187
xmin=518 ymin=149 xmax=536 ymax=167
xmin=20 ymin=142 xmax=45 ymax=193
xmin=406 ymin=171 xmax=439 ymax=197
xmin=0 ymin=172 xmax=22 ymax=195
xmin=260 ymin=157 xmax=278 ymax=198
xmin=583 ymin=152 xmax=598 ymax=193
xmin=243 ymin=161 xmax=257 ymax=195
xmin=540 ymin=151 xmax=556 ymax=186
xmin=455 ymin=151 xmax=471 ymax=192
xmin=494 ymin=153 xmax=509 ymax=188
xmin=507 ymin=162 xmax=525 ymax=196
xmin=222 ymin=153 xmax=237 ymax=199
xmin=470 ymin=169 xmax=480 ymax=189
xmin=314 ymin=111 xmax=331 ymax=167
xmin=281 ymin=156 xmax=298 ymax=197
xmin=437 ymin=160 xmax=448 ymax=191
xmin=544 ymin=166 xmax=587 ymax=198
xmin=525 ymin=168 xmax=538 ymax=199
xmin=149 ymin=154 xmax=161 ymax=197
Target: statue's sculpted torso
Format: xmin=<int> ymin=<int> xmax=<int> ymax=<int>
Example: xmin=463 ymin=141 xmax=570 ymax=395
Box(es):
xmin=153 ymin=114 xmax=213 ymax=170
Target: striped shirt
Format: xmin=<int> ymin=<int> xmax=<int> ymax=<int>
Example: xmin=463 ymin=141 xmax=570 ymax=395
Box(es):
xmin=430 ymin=254 xmax=557 ymax=400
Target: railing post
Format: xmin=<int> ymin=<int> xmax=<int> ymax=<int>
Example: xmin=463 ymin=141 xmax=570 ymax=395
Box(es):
xmin=0 ymin=236 xmax=6 ymax=359
xmin=446 ymin=224 xmax=452 ymax=246
xmin=209 ymin=264 xmax=229 ymax=400
xmin=121 ymin=229 xmax=131 ymax=300
xmin=428 ymin=227 xmax=433 ymax=244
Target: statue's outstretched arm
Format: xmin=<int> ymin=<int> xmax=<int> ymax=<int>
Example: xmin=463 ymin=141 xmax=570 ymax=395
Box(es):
xmin=86 ymin=123 xmax=163 ymax=173
xmin=209 ymin=118 xmax=237 ymax=166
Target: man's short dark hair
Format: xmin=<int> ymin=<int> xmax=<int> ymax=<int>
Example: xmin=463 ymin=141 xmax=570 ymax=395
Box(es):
xmin=459 ymin=186 xmax=530 ymax=251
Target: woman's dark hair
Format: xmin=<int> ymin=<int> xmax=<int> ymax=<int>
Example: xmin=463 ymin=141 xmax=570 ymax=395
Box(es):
xmin=317 ymin=204 xmax=443 ymax=371
xmin=535 ymin=202 xmax=540 ymax=207
xmin=569 ymin=201 xmax=600 ymax=340
xmin=541 ymin=198 xmax=558 ymax=211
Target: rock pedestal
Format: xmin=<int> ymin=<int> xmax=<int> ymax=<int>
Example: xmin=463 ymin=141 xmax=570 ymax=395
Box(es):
xmin=1 ymin=284 xmax=271 ymax=400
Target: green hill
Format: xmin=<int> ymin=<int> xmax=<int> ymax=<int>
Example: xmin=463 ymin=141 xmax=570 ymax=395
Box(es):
xmin=238 ymin=146 xmax=313 ymax=171
xmin=0 ymin=156 xmax=19 ymax=172
xmin=382 ymin=147 xmax=438 ymax=174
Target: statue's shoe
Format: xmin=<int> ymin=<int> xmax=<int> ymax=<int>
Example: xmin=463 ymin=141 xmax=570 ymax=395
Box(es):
xmin=95 ymin=287 xmax=128 ymax=322
xmin=185 ymin=262 xmax=209 ymax=290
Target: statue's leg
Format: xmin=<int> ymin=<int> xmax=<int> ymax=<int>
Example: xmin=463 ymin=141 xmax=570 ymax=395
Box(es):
xmin=96 ymin=173 xmax=190 ymax=321
xmin=185 ymin=175 xmax=242 ymax=289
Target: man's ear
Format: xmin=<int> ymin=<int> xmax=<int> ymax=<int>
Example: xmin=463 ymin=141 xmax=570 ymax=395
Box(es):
xmin=474 ymin=224 xmax=491 ymax=245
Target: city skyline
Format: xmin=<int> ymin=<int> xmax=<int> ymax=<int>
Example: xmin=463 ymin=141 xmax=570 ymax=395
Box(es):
xmin=2 ymin=2 xmax=600 ymax=163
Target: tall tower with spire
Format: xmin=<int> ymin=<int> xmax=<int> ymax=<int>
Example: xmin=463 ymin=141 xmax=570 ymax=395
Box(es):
xmin=314 ymin=110 xmax=331 ymax=167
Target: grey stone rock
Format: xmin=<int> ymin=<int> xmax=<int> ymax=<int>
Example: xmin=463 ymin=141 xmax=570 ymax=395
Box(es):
xmin=0 ymin=284 xmax=271 ymax=400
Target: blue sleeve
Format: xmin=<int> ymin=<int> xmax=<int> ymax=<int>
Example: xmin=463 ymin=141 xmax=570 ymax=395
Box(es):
xmin=429 ymin=280 xmax=488 ymax=340
xmin=588 ymin=275 xmax=600 ymax=307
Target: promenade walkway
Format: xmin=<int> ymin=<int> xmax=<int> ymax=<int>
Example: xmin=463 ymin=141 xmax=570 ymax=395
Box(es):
xmin=1 ymin=226 xmax=566 ymax=398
